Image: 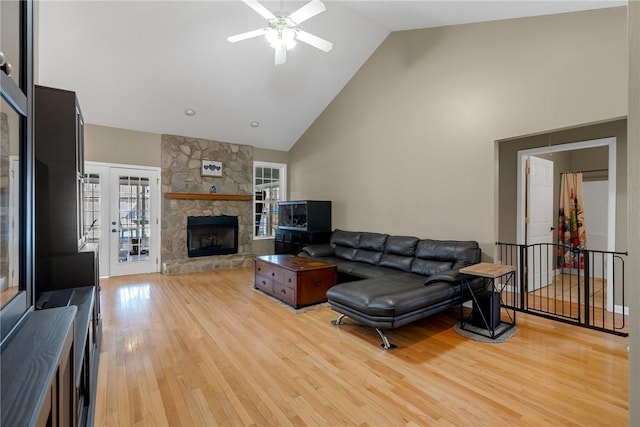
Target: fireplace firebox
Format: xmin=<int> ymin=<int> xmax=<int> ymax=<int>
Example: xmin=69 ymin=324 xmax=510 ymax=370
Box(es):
xmin=187 ymin=215 xmax=238 ymax=257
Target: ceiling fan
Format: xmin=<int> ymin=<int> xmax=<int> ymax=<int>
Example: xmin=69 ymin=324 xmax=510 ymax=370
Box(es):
xmin=227 ymin=0 xmax=333 ymax=66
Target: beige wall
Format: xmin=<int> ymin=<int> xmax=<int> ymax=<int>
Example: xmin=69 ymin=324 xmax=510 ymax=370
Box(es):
xmin=628 ymin=1 xmax=639 ymax=423
xmin=253 ymin=147 xmax=288 ymax=165
xmin=289 ymin=7 xmax=627 ymax=257
xmin=84 ymin=124 xmax=162 ymax=167
xmin=85 ymin=124 xmax=289 ymax=167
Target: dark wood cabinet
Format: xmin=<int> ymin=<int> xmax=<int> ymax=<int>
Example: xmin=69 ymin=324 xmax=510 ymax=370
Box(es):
xmin=37 ymin=284 xmax=100 ymax=427
xmin=275 ymin=200 xmax=331 ymax=254
xmin=277 ymin=200 xmax=331 ymax=232
xmin=35 ymin=85 xmax=85 ymax=260
xmin=1 ymin=307 xmax=77 ymax=427
xmin=274 ymin=229 xmax=332 ymax=255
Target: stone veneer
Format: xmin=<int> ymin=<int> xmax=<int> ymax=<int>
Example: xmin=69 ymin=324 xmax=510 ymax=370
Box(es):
xmin=161 ymin=134 xmax=254 ymax=274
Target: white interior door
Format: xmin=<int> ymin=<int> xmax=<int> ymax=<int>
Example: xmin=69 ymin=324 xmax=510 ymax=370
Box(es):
xmin=109 ymin=168 xmax=159 ymax=276
xmin=526 ymin=156 xmax=554 ymax=291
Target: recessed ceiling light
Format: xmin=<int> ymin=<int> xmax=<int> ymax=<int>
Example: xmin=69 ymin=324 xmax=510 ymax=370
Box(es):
xmin=250 ymin=121 xmax=260 ymax=128
xmin=185 ymin=108 xmax=196 ymax=116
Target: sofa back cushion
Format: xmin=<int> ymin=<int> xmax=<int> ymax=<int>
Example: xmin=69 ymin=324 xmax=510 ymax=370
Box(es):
xmin=377 ymin=236 xmax=419 ymax=272
xmin=354 ymin=249 xmax=382 ymax=265
xmin=330 ymin=229 xmax=359 ymax=260
xmin=410 ymin=239 xmax=480 ymax=276
xmin=384 ymin=236 xmax=420 ymax=256
xmin=352 ymin=232 xmax=387 ymax=265
xmin=379 ymin=254 xmax=413 ymax=272
xmin=331 ymin=229 xmax=359 ymax=248
xmin=357 ymin=232 xmax=388 ymax=251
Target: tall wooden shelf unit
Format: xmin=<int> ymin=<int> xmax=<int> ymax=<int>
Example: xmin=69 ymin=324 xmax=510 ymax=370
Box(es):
xmin=34 ymin=85 xmax=101 ymax=427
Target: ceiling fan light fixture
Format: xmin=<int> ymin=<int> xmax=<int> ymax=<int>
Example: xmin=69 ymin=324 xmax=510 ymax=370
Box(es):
xmin=265 ymin=27 xmax=296 ymax=50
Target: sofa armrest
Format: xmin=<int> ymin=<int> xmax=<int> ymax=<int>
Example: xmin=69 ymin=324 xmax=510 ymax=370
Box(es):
xmin=424 ymin=269 xmax=460 ymax=285
xmin=300 ymin=243 xmax=333 ymax=257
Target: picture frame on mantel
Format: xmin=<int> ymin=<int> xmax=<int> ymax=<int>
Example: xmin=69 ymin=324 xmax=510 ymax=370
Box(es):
xmin=202 ymin=160 xmax=222 ymax=177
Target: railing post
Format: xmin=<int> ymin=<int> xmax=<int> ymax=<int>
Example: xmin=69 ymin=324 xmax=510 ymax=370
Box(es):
xmin=519 ymin=244 xmax=527 ymax=310
xmin=583 ymin=249 xmax=590 ymax=326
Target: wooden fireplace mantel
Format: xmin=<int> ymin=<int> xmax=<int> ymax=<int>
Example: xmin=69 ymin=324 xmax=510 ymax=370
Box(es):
xmin=164 ymin=192 xmax=253 ymax=201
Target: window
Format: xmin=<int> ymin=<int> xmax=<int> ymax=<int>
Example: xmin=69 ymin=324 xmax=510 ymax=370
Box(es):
xmin=83 ymin=173 xmax=101 ymax=245
xmin=253 ymin=162 xmax=286 ymax=239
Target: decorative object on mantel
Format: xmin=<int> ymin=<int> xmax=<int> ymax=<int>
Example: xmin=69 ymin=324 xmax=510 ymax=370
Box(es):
xmin=210 ymin=185 xmax=217 ymax=194
xmin=202 ymin=160 xmax=222 ymax=177
xmin=164 ymin=192 xmax=252 ymax=201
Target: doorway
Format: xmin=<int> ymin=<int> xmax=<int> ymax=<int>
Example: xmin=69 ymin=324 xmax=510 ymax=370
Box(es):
xmin=516 ymin=137 xmax=617 ymax=312
xmin=84 ymin=162 xmax=161 ymax=277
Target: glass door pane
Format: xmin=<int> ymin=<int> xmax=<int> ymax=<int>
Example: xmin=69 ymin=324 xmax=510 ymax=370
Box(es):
xmin=117 ymin=176 xmax=150 ymax=264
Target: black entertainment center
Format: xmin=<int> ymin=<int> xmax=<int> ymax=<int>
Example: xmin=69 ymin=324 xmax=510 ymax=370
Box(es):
xmin=274 ymin=200 xmax=332 ymax=255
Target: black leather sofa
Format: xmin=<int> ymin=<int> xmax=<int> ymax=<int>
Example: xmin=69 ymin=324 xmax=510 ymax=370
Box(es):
xmin=299 ymin=229 xmax=482 ymax=349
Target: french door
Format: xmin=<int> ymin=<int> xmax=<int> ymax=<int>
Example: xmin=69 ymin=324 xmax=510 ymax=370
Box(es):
xmin=84 ymin=163 xmax=160 ymax=277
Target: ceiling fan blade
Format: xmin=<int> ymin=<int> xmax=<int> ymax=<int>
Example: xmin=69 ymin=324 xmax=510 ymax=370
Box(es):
xmin=227 ymin=28 xmax=266 ymax=43
xmin=242 ymin=0 xmax=276 ymax=20
xmin=274 ymin=43 xmax=287 ymax=66
xmin=288 ymin=0 xmax=326 ymax=25
xmin=295 ymin=30 xmax=333 ymax=52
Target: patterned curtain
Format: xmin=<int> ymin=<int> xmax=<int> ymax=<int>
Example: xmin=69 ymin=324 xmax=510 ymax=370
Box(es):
xmin=557 ymin=173 xmax=587 ymax=269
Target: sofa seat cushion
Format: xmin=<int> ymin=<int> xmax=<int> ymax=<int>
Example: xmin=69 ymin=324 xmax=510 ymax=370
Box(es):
xmin=326 ymin=275 xmax=462 ymax=317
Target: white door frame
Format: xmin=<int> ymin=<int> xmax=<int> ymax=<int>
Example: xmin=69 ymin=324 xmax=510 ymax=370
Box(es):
xmin=516 ymin=137 xmax=617 ymax=312
xmin=85 ymin=161 xmax=161 ymax=277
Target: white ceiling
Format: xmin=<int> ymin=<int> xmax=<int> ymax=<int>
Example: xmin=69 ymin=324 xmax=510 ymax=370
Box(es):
xmin=37 ymin=0 xmax=626 ymax=151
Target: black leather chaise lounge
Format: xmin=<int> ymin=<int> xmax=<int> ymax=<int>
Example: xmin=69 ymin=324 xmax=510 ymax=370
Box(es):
xmin=299 ymin=229 xmax=482 ymax=349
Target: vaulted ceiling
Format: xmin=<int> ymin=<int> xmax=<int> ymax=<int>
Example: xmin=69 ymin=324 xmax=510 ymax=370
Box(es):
xmin=37 ymin=1 xmax=625 ymax=151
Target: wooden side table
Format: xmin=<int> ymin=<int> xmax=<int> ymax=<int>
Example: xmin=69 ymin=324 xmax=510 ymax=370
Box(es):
xmin=459 ymin=262 xmax=516 ymax=339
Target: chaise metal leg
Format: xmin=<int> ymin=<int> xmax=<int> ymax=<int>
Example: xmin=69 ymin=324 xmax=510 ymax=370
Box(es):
xmin=331 ymin=314 xmax=396 ymax=349
xmin=375 ymin=328 xmax=397 ymax=350
xmin=331 ymin=313 xmax=346 ymax=325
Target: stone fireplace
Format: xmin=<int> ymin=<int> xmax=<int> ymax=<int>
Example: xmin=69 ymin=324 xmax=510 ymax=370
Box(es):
xmin=161 ymin=134 xmax=254 ymax=274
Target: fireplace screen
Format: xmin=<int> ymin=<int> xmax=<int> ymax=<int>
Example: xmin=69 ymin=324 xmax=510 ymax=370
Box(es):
xmin=187 ymin=216 xmax=239 ymax=257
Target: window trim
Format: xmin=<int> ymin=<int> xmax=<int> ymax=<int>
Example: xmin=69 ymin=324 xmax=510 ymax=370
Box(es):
xmin=253 ymin=161 xmax=287 ymax=240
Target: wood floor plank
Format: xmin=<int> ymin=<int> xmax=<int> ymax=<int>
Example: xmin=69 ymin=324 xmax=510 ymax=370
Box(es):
xmin=95 ymin=267 xmax=628 ymax=426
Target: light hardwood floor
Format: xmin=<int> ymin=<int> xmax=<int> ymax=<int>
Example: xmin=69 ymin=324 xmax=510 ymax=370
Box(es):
xmin=95 ymin=267 xmax=628 ymax=426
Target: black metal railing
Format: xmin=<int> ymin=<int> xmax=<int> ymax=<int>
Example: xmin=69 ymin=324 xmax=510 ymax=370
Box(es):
xmin=495 ymin=242 xmax=628 ymax=336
